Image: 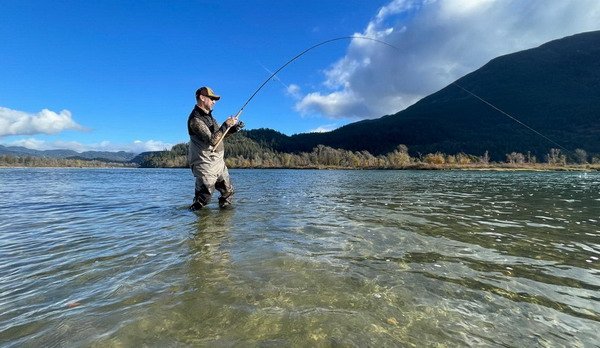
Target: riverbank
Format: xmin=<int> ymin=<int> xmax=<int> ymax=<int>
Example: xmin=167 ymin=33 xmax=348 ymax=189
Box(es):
xmin=224 ymin=163 xmax=600 ymax=171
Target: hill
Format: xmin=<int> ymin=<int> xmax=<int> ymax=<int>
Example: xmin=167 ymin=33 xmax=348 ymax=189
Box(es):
xmin=246 ymin=30 xmax=600 ymax=161
xmin=0 ymin=145 xmax=137 ymax=162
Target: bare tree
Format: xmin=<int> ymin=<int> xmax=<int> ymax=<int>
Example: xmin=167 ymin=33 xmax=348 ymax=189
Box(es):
xmin=574 ymin=148 xmax=588 ymax=164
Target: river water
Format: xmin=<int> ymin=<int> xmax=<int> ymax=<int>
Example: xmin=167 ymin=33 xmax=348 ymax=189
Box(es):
xmin=0 ymin=168 xmax=599 ymax=346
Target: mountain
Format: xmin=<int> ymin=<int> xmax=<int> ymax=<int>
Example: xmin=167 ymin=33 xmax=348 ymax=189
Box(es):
xmin=0 ymin=145 xmax=137 ymax=162
xmin=246 ymin=30 xmax=600 ymax=160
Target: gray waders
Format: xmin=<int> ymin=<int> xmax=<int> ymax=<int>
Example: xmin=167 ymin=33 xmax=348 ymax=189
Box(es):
xmin=190 ymin=162 xmax=234 ymax=210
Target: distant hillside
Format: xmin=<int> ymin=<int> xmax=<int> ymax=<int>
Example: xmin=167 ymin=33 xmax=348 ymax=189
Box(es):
xmin=247 ymin=30 xmax=600 ymax=160
xmin=0 ymin=145 xmax=137 ymax=162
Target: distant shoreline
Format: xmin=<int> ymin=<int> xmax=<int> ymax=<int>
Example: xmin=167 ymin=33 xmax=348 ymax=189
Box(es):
xmin=2 ymin=164 xmax=598 ymax=171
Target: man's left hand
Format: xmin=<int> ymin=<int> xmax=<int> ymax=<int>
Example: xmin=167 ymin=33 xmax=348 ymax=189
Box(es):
xmin=225 ymin=116 xmax=237 ymax=127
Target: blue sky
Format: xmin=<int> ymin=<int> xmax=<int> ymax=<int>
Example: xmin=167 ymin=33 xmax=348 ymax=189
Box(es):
xmin=1 ymin=0 xmax=599 ymax=153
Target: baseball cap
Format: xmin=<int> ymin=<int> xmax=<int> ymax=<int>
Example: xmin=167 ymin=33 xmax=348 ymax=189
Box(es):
xmin=195 ymin=86 xmax=221 ymax=100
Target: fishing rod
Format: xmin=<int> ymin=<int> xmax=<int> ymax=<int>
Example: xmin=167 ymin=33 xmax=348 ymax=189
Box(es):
xmin=211 ymin=36 xmax=399 ymax=150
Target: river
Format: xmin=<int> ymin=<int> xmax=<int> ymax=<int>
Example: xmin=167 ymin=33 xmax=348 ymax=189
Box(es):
xmin=1 ymin=168 xmax=599 ymax=346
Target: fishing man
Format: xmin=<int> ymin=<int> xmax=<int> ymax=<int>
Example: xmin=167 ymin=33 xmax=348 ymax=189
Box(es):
xmin=187 ymin=86 xmax=244 ymax=211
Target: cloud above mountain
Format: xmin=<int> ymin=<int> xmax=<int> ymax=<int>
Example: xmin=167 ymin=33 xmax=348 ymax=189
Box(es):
xmin=295 ymin=0 xmax=600 ymax=120
xmin=0 ymin=106 xmax=86 ymax=136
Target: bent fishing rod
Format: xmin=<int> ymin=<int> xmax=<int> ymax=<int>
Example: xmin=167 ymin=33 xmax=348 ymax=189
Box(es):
xmin=211 ymin=36 xmax=398 ymax=150
xmin=213 ymin=36 xmax=568 ymax=155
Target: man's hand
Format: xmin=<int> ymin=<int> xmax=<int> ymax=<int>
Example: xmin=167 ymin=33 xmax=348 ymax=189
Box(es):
xmin=225 ymin=116 xmax=237 ymax=128
xmin=236 ymin=121 xmax=245 ymax=129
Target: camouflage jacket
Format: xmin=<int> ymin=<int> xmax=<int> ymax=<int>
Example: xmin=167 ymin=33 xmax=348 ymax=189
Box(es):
xmin=187 ymin=105 xmax=239 ymax=168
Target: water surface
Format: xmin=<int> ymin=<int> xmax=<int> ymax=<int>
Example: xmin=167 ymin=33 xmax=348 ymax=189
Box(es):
xmin=1 ymin=168 xmax=599 ymax=346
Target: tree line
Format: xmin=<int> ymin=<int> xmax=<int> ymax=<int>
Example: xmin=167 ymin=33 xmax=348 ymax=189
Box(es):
xmin=135 ymin=135 xmax=600 ymax=170
xmin=0 ymin=155 xmax=136 ymax=168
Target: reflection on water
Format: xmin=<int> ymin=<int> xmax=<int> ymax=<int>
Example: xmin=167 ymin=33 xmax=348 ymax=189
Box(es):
xmin=0 ymin=168 xmax=599 ymax=346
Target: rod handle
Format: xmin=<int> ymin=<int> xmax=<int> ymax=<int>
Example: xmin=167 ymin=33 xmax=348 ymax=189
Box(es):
xmin=211 ymin=109 xmax=243 ymax=151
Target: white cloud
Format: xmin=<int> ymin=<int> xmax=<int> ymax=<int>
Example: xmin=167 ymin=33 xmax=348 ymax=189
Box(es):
xmin=309 ymin=124 xmax=338 ymax=133
xmin=295 ymin=90 xmax=368 ymax=119
xmin=286 ymin=84 xmax=302 ymax=99
xmin=0 ymin=106 xmax=174 ymax=153
xmin=6 ymin=138 xmax=48 ymax=150
xmin=4 ymin=138 xmax=174 ymax=153
xmin=129 ymin=140 xmax=174 ymax=153
xmin=0 ymin=106 xmax=86 ymax=136
xmin=296 ymin=0 xmax=600 ymax=119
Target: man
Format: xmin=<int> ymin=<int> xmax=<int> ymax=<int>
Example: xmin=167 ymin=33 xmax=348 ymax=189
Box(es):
xmin=187 ymin=86 xmax=244 ymax=211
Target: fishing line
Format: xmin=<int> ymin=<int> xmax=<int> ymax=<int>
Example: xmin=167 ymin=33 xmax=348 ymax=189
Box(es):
xmin=452 ymin=82 xmax=569 ymax=152
xmin=257 ymin=62 xmax=290 ymax=90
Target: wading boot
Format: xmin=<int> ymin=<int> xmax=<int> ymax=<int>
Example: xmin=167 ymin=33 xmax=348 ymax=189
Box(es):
xmin=218 ymin=196 xmax=233 ymax=209
xmin=189 ymin=191 xmax=205 ymax=211
xmin=189 ymin=201 xmax=203 ymax=211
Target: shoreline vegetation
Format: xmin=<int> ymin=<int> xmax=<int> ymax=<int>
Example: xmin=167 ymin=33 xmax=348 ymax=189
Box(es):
xmin=0 ymin=156 xmax=137 ymax=168
xmin=1 ymin=142 xmax=599 ymax=171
